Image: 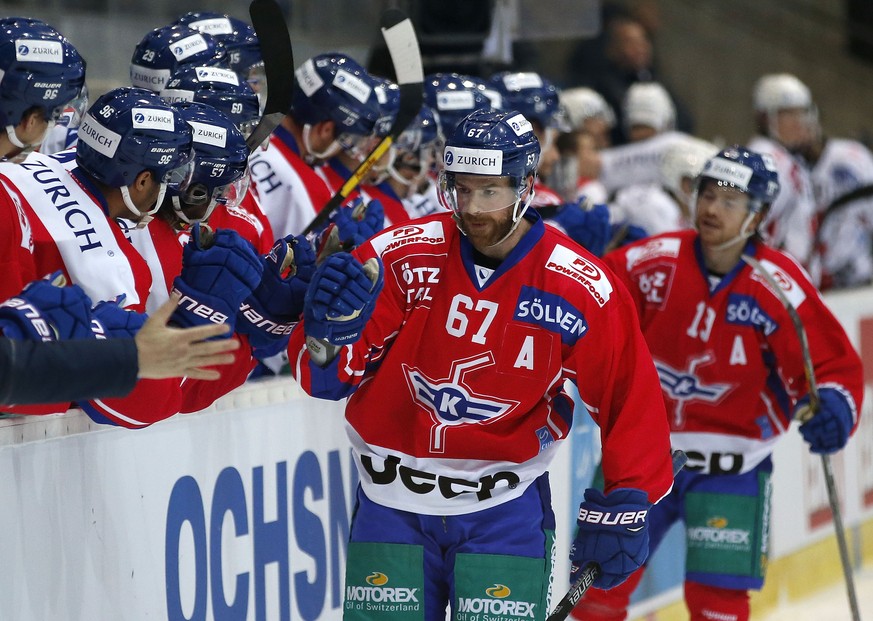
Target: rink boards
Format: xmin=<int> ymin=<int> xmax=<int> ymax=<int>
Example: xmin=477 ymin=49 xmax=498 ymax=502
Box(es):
xmin=1 ymin=285 xmax=872 ymax=620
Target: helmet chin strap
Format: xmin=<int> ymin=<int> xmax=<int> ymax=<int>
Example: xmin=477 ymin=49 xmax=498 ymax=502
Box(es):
xmin=5 ymin=119 xmax=55 ymax=150
xmin=710 ymin=210 xmax=758 ymax=251
xmin=302 ymin=124 xmax=341 ymax=162
xmin=121 ymin=182 xmax=166 ymax=229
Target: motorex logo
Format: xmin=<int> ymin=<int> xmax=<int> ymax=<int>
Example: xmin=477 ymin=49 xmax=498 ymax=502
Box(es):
xmin=346 ymin=572 xmax=419 ymax=604
xmin=404 ymin=353 xmax=519 ymax=453
xmin=514 ymin=286 xmax=588 ymax=345
xmin=458 ymin=584 xmax=537 ymax=618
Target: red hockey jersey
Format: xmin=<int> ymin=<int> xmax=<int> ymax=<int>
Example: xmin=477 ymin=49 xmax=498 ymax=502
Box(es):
xmin=290 ymin=211 xmax=674 ymax=515
xmin=604 ymin=230 xmax=864 ymax=474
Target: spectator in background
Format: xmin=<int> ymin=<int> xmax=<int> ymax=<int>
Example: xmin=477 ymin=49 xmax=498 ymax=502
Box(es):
xmin=566 ymin=6 xmax=694 ymax=145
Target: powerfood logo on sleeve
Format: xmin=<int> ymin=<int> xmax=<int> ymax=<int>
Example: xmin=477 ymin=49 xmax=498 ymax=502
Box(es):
xmin=345 ymin=571 xmax=420 ymax=612
xmin=458 ymin=584 xmax=537 ymax=620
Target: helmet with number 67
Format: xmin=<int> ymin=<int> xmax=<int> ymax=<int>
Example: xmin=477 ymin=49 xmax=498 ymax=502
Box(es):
xmin=439 ymin=108 xmax=540 ymax=228
xmin=76 ymin=87 xmax=195 ymax=220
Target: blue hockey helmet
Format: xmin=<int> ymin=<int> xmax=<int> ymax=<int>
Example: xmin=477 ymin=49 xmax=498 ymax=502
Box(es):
xmin=374 ymin=76 xmax=400 ymax=138
xmin=160 ymin=65 xmax=260 ymax=140
xmin=389 ymin=104 xmax=444 ymax=191
xmin=697 ymin=145 xmax=780 ymax=214
xmin=172 ymin=12 xmax=261 ymax=83
xmin=130 ymin=24 xmax=226 ymax=92
xmin=0 ymin=17 xmax=87 ymax=144
xmin=424 ymin=73 xmax=492 ymax=138
xmin=292 ymin=53 xmax=383 ymax=160
xmin=76 ymin=87 xmax=195 ymax=219
xmin=488 ymin=71 xmax=570 ymax=132
xmin=171 ymin=100 xmax=250 ymax=223
xmin=439 ymin=108 xmax=540 ymax=223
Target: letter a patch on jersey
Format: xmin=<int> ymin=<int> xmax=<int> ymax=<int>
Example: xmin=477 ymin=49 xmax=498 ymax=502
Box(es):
xmin=496 ymin=323 xmax=554 ymax=380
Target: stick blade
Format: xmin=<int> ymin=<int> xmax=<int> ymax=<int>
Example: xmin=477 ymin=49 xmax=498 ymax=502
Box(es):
xmin=380 ymin=9 xmax=423 ymax=87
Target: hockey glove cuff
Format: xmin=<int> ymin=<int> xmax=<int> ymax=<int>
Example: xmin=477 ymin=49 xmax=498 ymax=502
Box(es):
xmin=238 ymin=234 xmax=316 ymax=351
xmin=316 ymin=198 xmax=385 ymax=263
xmin=91 ymin=295 xmax=148 ymax=339
xmin=797 ymin=387 xmax=855 ymax=454
xmin=570 ymin=487 xmax=651 ymax=590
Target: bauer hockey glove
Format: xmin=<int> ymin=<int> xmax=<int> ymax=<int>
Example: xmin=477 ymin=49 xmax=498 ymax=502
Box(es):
xmin=315 ymin=197 xmax=385 ymax=263
xmin=797 ymin=387 xmax=855 ymax=454
xmin=304 ymin=252 xmax=383 ymax=347
xmin=549 ymin=200 xmax=611 ymax=257
xmin=570 ymin=487 xmax=651 ymax=590
xmin=237 ymin=234 xmax=317 ymax=353
xmin=0 ymin=272 xmax=94 ymax=342
xmin=91 ymin=295 xmax=148 ymax=339
xmin=171 ymin=223 xmax=263 ymax=336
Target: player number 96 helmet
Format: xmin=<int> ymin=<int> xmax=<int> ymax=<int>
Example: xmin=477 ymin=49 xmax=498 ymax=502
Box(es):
xmin=76 ymin=87 xmax=195 ymax=223
xmin=0 ymin=17 xmax=87 ymax=147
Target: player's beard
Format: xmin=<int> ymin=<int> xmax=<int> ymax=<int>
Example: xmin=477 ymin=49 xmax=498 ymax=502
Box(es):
xmin=456 ymin=208 xmax=515 ymax=249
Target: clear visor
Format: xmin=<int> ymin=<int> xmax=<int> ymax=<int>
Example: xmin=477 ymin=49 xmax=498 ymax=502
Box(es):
xmin=162 ymin=150 xmax=196 ymax=193
xmin=247 ymin=63 xmax=267 ymax=114
xmin=175 ymin=169 xmax=251 ymax=223
xmin=337 ymin=131 xmax=380 ymax=162
xmin=438 ymin=171 xmax=523 ymax=214
xmin=55 ymin=84 xmax=89 ymax=128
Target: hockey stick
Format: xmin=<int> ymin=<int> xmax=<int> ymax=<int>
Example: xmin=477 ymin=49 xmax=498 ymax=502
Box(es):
xmin=245 ymin=0 xmax=294 ymax=152
xmin=546 ymin=449 xmax=688 ymax=621
xmin=741 ymin=253 xmax=861 ymax=621
xmin=301 ymin=9 xmax=423 ymax=236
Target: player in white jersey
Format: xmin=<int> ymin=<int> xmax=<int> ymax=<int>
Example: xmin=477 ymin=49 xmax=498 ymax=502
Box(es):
xmin=747 ymin=73 xmax=818 ymax=271
xmin=0 ymin=18 xmax=86 ymax=160
xmin=610 ymin=135 xmax=718 ymax=236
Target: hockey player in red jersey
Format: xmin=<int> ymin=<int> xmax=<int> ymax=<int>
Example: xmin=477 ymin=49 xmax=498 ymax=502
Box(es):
xmin=575 ymin=146 xmax=864 ymax=621
xmin=289 ymin=108 xmax=675 ymax=621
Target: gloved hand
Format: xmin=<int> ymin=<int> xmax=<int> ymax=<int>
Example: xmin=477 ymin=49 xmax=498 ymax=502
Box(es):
xmin=797 ymin=387 xmax=855 ymax=454
xmin=550 ymin=201 xmax=611 ymax=257
xmin=608 ymin=222 xmax=649 ymax=249
xmin=237 ymin=234 xmax=317 ymax=352
xmin=570 ymin=487 xmax=651 ymax=590
xmin=91 ymin=295 xmax=148 ymax=339
xmin=171 ymin=223 xmax=263 ymax=336
xmin=0 ymin=272 xmax=94 ymax=341
xmin=304 ymin=252 xmax=383 ymax=346
xmin=316 ymin=198 xmax=385 ymax=263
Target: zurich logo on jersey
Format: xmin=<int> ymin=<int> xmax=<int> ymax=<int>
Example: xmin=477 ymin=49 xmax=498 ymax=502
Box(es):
xmin=404 ymin=354 xmax=519 ymax=453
